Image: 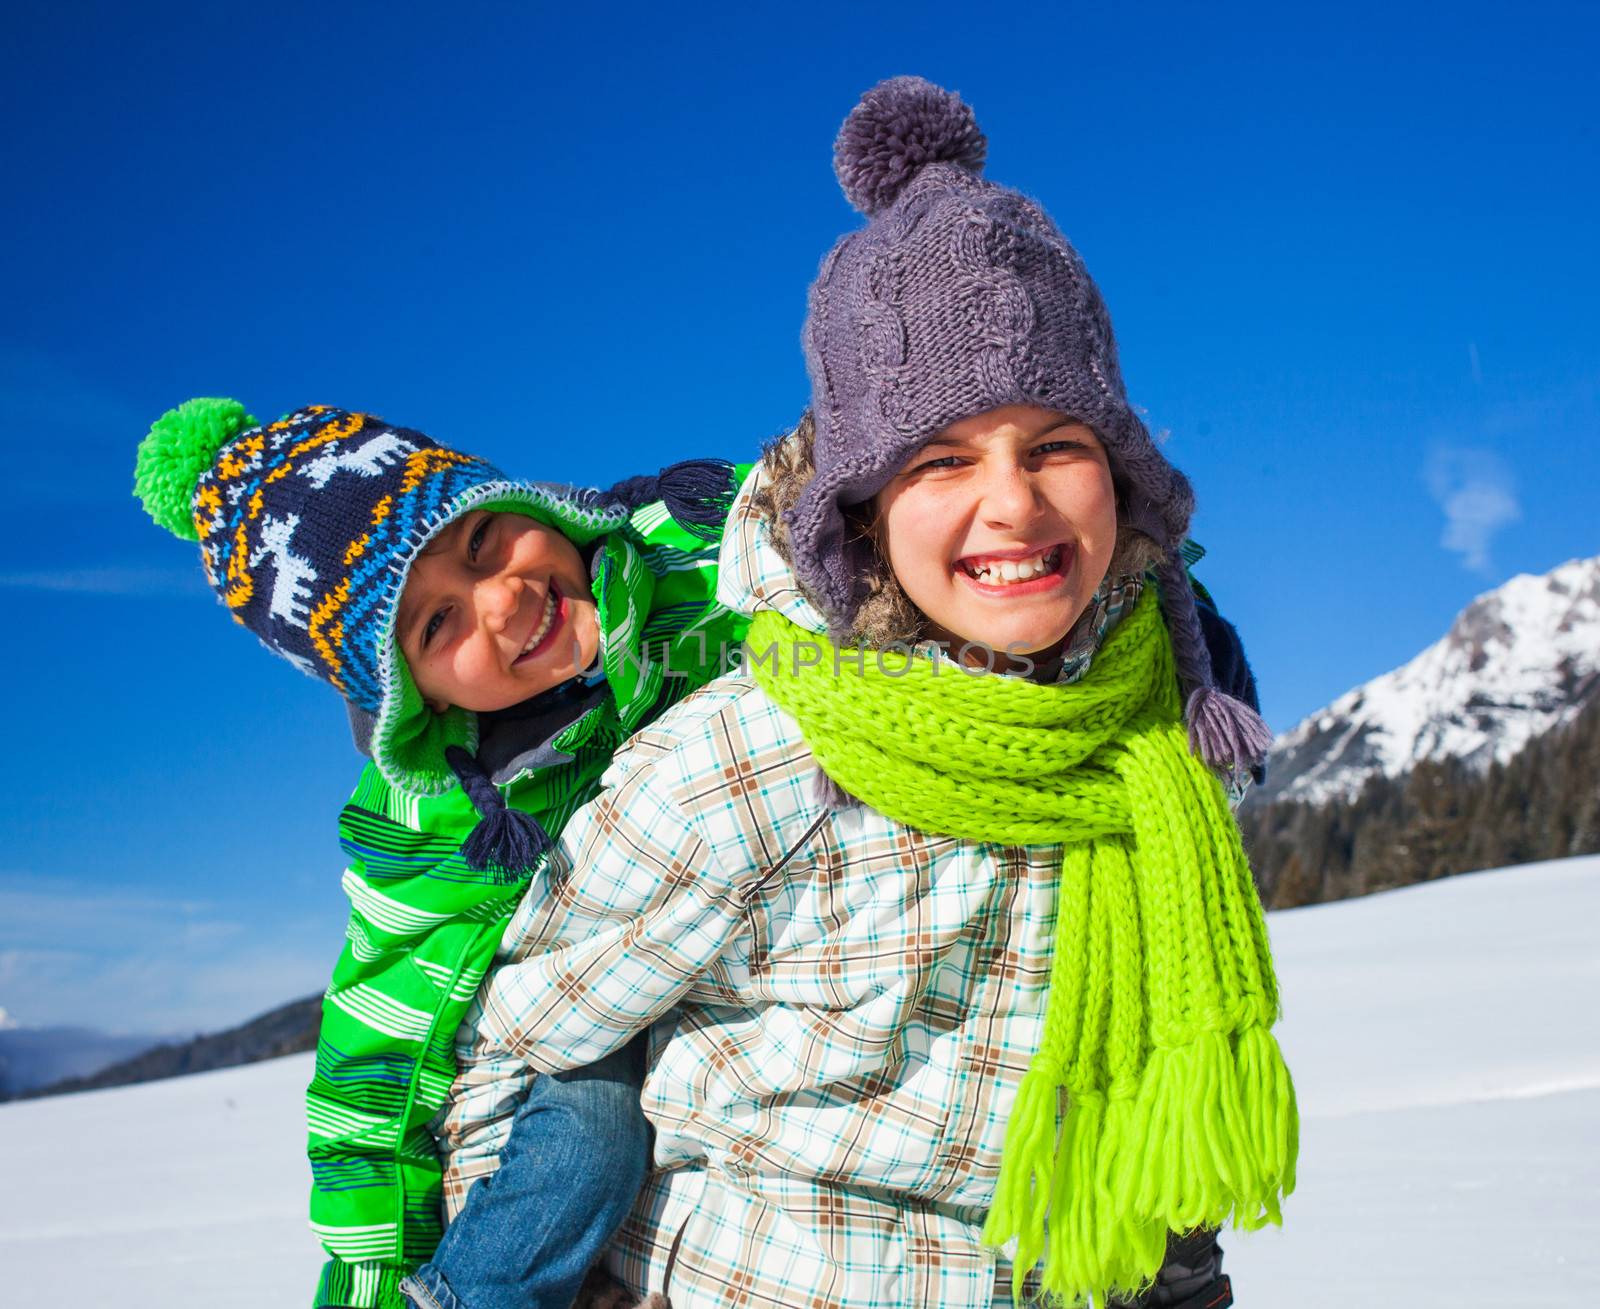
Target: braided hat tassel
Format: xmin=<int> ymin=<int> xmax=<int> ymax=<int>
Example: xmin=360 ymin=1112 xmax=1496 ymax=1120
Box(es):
xmin=605 ymin=458 xmax=738 ymax=540
xmin=446 ymin=746 xmax=552 ymax=881
xmin=1156 ymin=553 xmax=1273 ymax=774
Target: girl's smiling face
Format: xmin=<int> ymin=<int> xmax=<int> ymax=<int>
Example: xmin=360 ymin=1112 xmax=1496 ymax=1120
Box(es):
xmin=397 ymin=510 xmax=599 ymax=713
xmin=872 ymin=405 xmax=1118 ymax=670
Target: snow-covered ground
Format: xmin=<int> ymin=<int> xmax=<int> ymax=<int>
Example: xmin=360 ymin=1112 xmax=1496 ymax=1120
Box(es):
xmin=4 ymin=855 xmax=1597 ymax=1305
xmin=1227 ymin=854 xmax=1600 ymax=1303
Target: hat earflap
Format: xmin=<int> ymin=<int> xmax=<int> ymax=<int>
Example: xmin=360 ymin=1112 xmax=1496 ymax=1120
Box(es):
xmin=1157 ymin=553 xmax=1273 ymax=774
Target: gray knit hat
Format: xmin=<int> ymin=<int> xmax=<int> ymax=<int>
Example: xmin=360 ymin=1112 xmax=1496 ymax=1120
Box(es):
xmin=788 ymin=75 xmax=1270 ymax=771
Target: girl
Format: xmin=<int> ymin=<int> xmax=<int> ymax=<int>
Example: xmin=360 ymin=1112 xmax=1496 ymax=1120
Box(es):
xmin=439 ymin=78 xmax=1295 ymax=1308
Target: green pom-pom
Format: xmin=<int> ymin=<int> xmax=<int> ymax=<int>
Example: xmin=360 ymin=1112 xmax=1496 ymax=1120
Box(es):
xmin=133 ymin=397 xmax=258 ymax=541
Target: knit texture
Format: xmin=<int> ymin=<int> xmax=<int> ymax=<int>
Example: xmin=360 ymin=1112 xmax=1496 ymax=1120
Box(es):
xmin=745 ymin=590 xmax=1297 ymax=1307
xmin=132 ymin=396 xmax=258 ymax=540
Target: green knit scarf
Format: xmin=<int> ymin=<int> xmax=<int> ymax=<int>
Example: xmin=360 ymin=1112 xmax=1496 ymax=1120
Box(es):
xmin=746 ymin=590 xmax=1297 ymax=1307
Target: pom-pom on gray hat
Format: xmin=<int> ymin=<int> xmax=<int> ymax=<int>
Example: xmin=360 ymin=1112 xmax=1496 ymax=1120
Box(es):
xmin=788 ymin=75 xmax=1271 ymax=772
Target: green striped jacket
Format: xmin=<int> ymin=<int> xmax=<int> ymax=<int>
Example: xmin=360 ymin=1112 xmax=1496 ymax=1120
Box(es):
xmin=309 ymin=496 xmax=749 ymax=1308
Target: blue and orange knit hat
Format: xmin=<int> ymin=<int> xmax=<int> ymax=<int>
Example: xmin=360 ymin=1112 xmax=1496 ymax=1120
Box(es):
xmin=134 ymin=399 xmax=732 ymax=801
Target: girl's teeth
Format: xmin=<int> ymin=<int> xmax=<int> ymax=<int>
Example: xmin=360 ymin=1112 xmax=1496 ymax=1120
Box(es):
xmin=968 ymin=548 xmax=1061 ymax=585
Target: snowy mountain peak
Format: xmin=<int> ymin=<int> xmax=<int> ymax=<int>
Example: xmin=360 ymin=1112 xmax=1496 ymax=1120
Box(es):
xmin=0 ymin=1007 xmax=18 ymax=1031
xmin=1263 ymin=554 xmax=1600 ymax=805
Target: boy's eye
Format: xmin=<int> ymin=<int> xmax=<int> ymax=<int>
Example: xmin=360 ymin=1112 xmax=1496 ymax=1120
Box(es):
xmin=423 ymin=609 xmax=448 ymax=648
xmin=467 ymin=515 xmax=492 ymax=562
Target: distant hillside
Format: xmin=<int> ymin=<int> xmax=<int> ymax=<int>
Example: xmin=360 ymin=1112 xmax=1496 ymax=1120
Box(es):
xmin=0 ymin=1025 xmax=158 ymax=1101
xmin=1261 ymin=555 xmax=1600 ymax=806
xmin=25 ymin=995 xmax=321 ymax=1099
xmin=1243 ymin=681 xmax=1600 ymax=908
xmin=1238 ymin=553 xmax=1600 ymax=909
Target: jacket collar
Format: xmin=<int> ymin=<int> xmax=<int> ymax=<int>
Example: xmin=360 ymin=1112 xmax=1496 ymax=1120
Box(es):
xmin=716 ymin=463 xmax=831 ymax=632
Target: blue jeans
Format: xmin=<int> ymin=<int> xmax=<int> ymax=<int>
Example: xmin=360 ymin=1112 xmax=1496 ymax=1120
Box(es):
xmin=402 ymin=1038 xmax=649 ymax=1309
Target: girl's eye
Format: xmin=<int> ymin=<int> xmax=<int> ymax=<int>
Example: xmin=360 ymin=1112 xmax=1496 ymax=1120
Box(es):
xmin=914 ymin=455 xmax=964 ymax=473
xmin=468 ymin=516 xmax=492 ymax=562
xmin=1034 ymin=440 xmax=1088 ymax=457
xmin=423 ymin=609 xmax=448 ymax=648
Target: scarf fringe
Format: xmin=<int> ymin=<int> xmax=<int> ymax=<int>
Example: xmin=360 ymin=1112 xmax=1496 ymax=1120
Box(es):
xmin=984 ymin=1025 xmax=1297 ymax=1306
xmin=984 ymin=1068 xmax=1057 ymax=1282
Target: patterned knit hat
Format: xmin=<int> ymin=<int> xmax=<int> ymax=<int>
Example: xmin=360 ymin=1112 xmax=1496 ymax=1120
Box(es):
xmin=134 ymin=399 xmax=734 ymax=800
xmin=789 ymin=76 xmax=1270 ymax=771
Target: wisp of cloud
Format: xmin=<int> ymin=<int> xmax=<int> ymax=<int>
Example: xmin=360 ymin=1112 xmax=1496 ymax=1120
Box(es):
xmin=0 ymin=568 xmax=205 ymax=597
xmin=1424 ymin=447 xmax=1521 ymax=574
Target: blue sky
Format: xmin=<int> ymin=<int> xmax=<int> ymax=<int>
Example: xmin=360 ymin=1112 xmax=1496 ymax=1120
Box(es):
xmin=2 ymin=1 xmax=1595 ymax=1034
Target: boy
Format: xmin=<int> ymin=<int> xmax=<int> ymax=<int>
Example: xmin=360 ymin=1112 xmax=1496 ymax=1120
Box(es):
xmin=134 ymin=397 xmax=746 ymax=1308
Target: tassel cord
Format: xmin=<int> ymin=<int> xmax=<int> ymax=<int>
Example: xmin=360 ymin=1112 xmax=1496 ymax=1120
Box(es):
xmin=605 ymin=459 xmax=738 ymax=540
xmin=445 ymin=745 xmax=552 ymax=881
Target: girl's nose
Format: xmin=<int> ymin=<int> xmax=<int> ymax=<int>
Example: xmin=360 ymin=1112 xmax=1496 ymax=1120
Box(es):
xmin=978 ymin=459 xmax=1044 ymax=528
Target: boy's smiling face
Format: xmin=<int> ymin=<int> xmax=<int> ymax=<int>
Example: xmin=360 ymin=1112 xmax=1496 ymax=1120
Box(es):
xmin=397 ymin=510 xmax=600 ymax=713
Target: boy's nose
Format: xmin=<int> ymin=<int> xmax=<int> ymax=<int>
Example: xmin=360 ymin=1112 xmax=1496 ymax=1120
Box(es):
xmin=478 ymin=573 xmax=525 ymax=632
